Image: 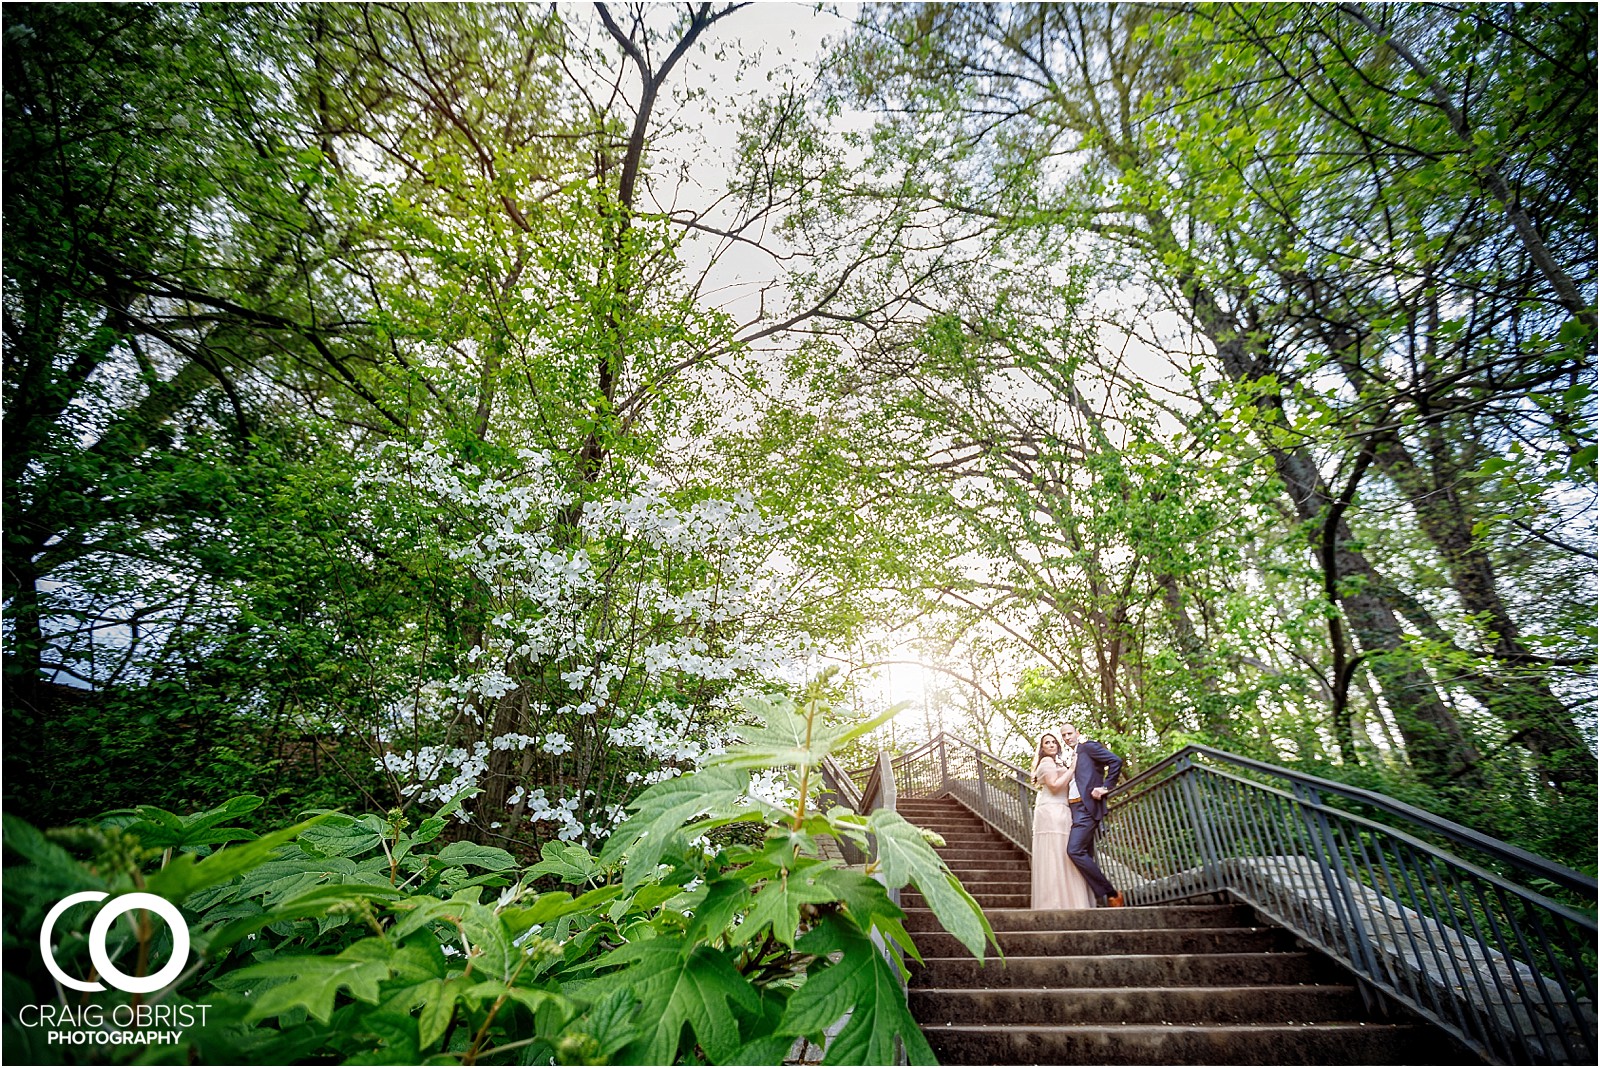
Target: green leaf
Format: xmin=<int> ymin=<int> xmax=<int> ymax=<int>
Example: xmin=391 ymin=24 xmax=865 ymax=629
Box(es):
xmin=779 ymin=915 xmax=936 ymax=1065
xmin=146 ymin=813 xmax=331 ymax=904
xmin=416 ymin=979 xmax=462 ymax=1049
xmin=734 ymin=858 xmax=839 ymax=949
xmin=527 ymin=841 xmax=600 ymax=883
xmin=715 ymin=695 xmax=904 ymax=772
xmin=234 ymin=937 xmax=392 ymax=1024
xmin=388 ymin=888 xmax=483 ymax=942
xmin=297 ymin=819 xmax=386 ymax=859
xmin=685 ymin=878 xmax=747 ymax=944
xmin=728 ymin=987 xmax=794 ymax=1065
xmin=461 ymin=904 xmax=518 ymax=982
xmin=868 ymin=810 xmax=991 ymax=959
xmin=97 ymin=796 xmax=264 ymax=850
xmin=566 ymin=987 xmax=638 ymax=1060
xmin=432 ymin=840 xmax=517 ymax=871
xmin=1472 ymin=456 xmax=1514 ymax=478
xmin=502 ymin=885 xmax=626 ymax=936
xmin=1 ymin=814 xmax=103 ymax=895
xmin=808 ymin=866 xmax=920 ymax=964
xmin=598 ymin=765 xmax=750 ymax=886
xmin=350 ymin=1011 xmax=420 ymax=1065
xmin=592 ymin=936 xmax=759 ymax=1064
xmin=463 ymin=979 xmax=573 ymax=1020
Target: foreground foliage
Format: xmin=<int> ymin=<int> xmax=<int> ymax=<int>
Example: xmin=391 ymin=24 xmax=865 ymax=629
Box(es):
xmin=2 ymin=688 xmax=990 ymax=1065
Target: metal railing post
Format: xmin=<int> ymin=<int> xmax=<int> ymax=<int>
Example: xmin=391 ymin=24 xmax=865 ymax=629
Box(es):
xmin=1016 ymin=770 xmax=1031 ymax=842
xmin=1174 ymin=755 xmax=1223 ymax=895
xmin=1292 ymin=780 xmax=1382 ymax=984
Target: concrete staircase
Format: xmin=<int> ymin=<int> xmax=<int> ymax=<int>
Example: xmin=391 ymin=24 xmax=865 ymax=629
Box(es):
xmin=895 ymin=796 xmax=1435 ymax=1066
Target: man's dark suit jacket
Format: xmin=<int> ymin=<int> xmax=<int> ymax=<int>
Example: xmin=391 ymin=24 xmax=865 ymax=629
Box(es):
xmin=1071 ymin=738 xmax=1124 ymax=822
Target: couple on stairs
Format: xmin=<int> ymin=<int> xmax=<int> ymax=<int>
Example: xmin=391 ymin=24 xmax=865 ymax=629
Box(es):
xmin=1030 ymin=721 xmax=1124 ymax=910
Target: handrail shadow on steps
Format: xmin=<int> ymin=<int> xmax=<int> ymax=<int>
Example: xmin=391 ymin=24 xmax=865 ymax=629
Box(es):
xmin=846 ymin=732 xmax=1596 ymax=1067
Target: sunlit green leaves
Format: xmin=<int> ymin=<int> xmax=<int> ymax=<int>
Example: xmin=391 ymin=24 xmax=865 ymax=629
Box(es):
xmin=716 ymin=691 xmax=903 ymax=773
xmin=590 ymin=937 xmax=760 ymax=1064
xmin=868 ymin=809 xmax=992 ymax=959
xmin=779 ymin=915 xmax=937 ymax=1065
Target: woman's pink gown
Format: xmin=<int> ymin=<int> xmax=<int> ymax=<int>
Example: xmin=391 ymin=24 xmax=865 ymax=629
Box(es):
xmin=1031 ymin=757 xmax=1095 ymax=909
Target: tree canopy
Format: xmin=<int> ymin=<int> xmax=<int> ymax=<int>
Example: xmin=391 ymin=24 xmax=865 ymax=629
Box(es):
xmin=5 ymin=1 xmax=1594 ymax=868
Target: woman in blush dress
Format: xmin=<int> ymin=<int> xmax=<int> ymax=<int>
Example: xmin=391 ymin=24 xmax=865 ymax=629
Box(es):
xmin=1030 ymin=732 xmax=1095 ymax=910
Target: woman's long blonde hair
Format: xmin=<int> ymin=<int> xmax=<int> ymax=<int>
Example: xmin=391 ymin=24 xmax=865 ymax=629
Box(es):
xmin=1031 ymin=732 xmax=1062 ymax=785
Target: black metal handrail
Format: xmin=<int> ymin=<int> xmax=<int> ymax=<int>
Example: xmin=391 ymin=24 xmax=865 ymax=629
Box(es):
xmin=851 ymin=731 xmax=1040 ymax=853
xmin=849 ymin=733 xmax=1596 ymax=1065
xmin=1096 ymin=746 xmax=1597 ymax=1065
xmin=1124 ymin=745 xmax=1595 ymax=897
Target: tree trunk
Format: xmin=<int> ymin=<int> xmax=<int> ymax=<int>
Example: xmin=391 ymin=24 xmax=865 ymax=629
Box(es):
xmin=1372 ymin=431 xmax=1594 ymax=792
xmin=1150 ymin=218 xmax=1483 ymax=790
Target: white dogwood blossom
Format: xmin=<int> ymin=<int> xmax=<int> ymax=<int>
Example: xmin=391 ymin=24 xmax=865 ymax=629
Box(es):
xmin=359 ymin=441 xmax=817 ymax=843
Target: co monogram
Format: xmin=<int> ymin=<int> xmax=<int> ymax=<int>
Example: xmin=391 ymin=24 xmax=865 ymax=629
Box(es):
xmin=39 ymin=892 xmax=190 ymax=995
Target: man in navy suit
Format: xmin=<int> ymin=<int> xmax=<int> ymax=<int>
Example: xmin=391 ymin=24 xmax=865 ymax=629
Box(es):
xmin=1057 ymin=720 xmax=1125 ymax=907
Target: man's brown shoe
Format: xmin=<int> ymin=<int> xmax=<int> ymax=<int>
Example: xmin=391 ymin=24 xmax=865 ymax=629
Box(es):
xmin=1106 ymin=892 xmax=1125 ymax=908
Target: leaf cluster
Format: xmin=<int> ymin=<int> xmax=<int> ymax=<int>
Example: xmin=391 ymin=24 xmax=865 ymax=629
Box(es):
xmin=2 ymin=690 xmax=993 ymax=1065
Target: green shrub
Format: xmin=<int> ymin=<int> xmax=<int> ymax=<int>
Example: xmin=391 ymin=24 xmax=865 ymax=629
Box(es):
xmin=2 ymin=689 xmax=992 ymax=1064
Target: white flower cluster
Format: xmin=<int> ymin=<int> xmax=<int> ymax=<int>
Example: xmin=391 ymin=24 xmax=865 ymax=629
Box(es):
xmin=379 ymin=741 xmax=490 ymax=810
xmin=360 ymin=442 xmax=817 ymax=837
xmin=746 ymin=767 xmax=801 ymax=808
xmin=581 ymin=488 xmax=779 ymax=554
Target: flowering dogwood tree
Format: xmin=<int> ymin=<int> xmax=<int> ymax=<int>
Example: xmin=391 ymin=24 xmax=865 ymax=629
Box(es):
xmin=358 ymin=440 xmax=812 ymax=847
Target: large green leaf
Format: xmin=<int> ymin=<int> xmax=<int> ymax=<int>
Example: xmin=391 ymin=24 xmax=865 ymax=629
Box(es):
xmin=684 ymin=878 xmax=747 ymax=944
xmin=564 ymin=987 xmax=638 ymax=1061
xmin=0 ymin=814 xmax=104 ymax=910
xmin=868 ymin=809 xmax=992 ymax=959
xmin=298 ymin=819 xmax=386 ymax=859
xmin=808 ymin=865 xmax=920 ymax=964
xmin=145 ymin=813 xmax=331 ymax=904
xmin=98 ymin=795 xmax=265 ymax=850
xmin=598 ymin=765 xmax=750 ymax=887
xmin=526 ymin=841 xmax=599 ymax=883
xmin=591 ymin=936 xmax=759 ymax=1064
xmin=501 ymin=884 xmax=626 ymax=937
xmin=416 ymin=979 xmax=462 ymax=1050
xmin=459 ymin=902 xmax=518 ymax=982
xmin=232 ymin=937 xmax=392 ymax=1024
xmin=388 ymin=888 xmax=486 ymax=942
xmin=778 ymin=915 xmax=935 ymax=1065
xmin=733 ymin=857 xmax=840 ymax=949
xmin=728 ymin=987 xmax=794 ymax=1065
xmin=432 ymin=840 xmax=516 ymax=871
xmin=714 ymin=694 xmax=902 ymax=772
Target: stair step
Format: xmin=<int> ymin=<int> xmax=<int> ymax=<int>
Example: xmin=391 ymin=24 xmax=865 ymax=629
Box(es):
xmin=903 ymin=904 xmax=1254 ymax=931
xmin=922 ymin=1022 xmax=1425 ymax=1065
xmin=909 ymin=951 xmax=1334 ymax=989
xmin=909 ymin=984 xmax=1365 ymax=1025
xmin=912 ymin=926 xmax=1292 ymax=958
xmin=932 ymin=867 xmax=1032 ymax=884
xmin=904 ymin=890 xmax=1032 ymax=909
xmin=933 ymin=850 xmax=1029 ymax=868
xmin=925 ymin=878 xmax=1031 ymax=894
xmin=889 ymin=796 xmax=1441 ymax=1064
